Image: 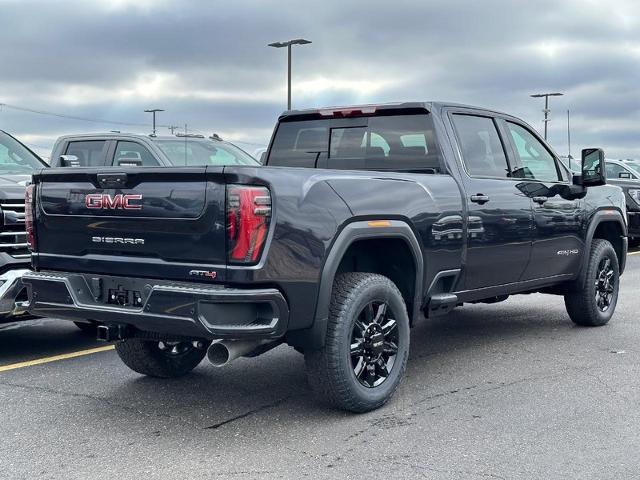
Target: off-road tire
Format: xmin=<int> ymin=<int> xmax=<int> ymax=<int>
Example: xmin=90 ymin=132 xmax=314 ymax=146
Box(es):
xmin=115 ymin=338 xmax=209 ymax=378
xmin=304 ymin=272 xmax=410 ymax=412
xmin=564 ymin=239 xmax=619 ymax=326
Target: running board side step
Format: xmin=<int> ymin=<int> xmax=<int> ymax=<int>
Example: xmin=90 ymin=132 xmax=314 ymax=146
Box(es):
xmin=426 ymin=293 xmax=458 ymax=317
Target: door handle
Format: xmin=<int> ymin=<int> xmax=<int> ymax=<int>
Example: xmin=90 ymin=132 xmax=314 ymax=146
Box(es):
xmin=532 ymin=196 xmax=548 ymax=204
xmin=470 ymin=194 xmax=490 ymax=204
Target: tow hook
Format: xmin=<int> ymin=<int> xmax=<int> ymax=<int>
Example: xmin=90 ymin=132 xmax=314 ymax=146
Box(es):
xmin=96 ymin=324 xmax=129 ymax=342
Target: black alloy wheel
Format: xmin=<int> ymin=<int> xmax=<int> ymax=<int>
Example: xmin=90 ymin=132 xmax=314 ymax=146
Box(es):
xmin=350 ymin=300 xmax=399 ymax=388
xmin=594 ymin=257 xmax=615 ymax=312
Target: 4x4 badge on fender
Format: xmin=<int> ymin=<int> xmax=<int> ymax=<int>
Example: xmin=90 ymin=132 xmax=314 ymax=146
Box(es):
xmin=557 ymin=249 xmax=579 ymax=256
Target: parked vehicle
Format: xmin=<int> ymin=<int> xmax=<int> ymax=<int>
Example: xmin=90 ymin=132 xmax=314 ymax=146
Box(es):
xmin=605 ymin=159 xmax=640 ymax=245
xmin=50 ymin=132 xmax=258 ymax=168
xmin=0 ymin=130 xmax=49 ymax=323
xmin=23 ymin=102 xmax=627 ymax=412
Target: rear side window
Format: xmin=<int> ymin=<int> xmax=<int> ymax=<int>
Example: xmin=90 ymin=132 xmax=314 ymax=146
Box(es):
xmin=64 ymin=141 xmax=108 ymax=167
xmin=268 ymin=114 xmax=442 ymax=173
xmin=452 ymin=115 xmax=509 ymax=178
xmin=112 ymin=141 xmax=159 ymax=166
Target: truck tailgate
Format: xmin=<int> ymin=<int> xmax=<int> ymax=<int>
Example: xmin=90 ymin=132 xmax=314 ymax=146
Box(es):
xmin=33 ymin=166 xmax=227 ymax=281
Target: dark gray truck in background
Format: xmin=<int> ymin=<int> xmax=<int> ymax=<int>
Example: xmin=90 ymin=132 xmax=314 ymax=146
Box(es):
xmin=24 ymin=102 xmax=627 ymax=412
xmin=50 ymin=132 xmax=258 ymax=168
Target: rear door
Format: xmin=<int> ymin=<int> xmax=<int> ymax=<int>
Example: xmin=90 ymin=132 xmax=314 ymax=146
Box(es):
xmin=35 ymin=166 xmax=227 ymax=281
xmin=449 ymin=112 xmax=533 ymax=290
xmin=501 ymin=119 xmax=583 ymax=280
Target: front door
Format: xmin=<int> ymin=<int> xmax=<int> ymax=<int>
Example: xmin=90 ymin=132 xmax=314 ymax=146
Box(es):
xmin=450 ymin=113 xmax=534 ymax=290
xmin=502 ymin=120 xmax=583 ymax=280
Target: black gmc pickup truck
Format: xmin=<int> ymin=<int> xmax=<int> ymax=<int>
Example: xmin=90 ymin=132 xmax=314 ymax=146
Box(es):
xmin=23 ymin=102 xmax=627 ymax=412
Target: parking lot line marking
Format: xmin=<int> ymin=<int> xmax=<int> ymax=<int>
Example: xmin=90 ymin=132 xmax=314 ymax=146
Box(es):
xmin=0 ymin=345 xmax=115 ymax=373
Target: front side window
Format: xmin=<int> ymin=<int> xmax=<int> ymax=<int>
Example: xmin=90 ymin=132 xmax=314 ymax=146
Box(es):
xmin=0 ymin=131 xmax=44 ymax=172
xmin=452 ymin=114 xmax=509 ymax=178
xmin=624 ymin=162 xmax=640 ymax=177
xmin=113 ymin=141 xmax=159 ymax=166
xmin=65 ymin=141 xmax=109 ymax=167
xmin=606 ymin=162 xmax=636 ymax=180
xmin=154 ymin=139 xmax=258 ymax=166
xmin=507 ymin=122 xmax=560 ymax=182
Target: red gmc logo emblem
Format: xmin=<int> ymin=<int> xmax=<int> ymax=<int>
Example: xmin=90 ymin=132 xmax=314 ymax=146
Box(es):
xmin=86 ymin=193 xmax=143 ymax=210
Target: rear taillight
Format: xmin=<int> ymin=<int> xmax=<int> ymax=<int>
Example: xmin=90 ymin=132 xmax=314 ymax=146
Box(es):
xmin=226 ymin=185 xmax=271 ymax=264
xmin=25 ymin=184 xmax=35 ymax=250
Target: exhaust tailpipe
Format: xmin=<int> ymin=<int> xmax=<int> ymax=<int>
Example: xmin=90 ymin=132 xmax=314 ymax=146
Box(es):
xmin=207 ymin=340 xmax=270 ymax=367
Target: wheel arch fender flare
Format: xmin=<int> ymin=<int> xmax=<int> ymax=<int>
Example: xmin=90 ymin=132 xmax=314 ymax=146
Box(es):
xmin=306 ymin=219 xmax=424 ymax=348
xmin=582 ymin=209 xmax=627 ymax=278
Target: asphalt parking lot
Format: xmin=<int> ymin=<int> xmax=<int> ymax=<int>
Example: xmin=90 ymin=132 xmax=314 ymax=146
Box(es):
xmin=1 ymin=252 xmax=639 ymax=480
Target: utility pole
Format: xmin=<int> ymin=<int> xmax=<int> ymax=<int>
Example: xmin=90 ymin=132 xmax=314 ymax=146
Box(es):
xmin=529 ymin=92 xmax=563 ymax=141
xmin=168 ymin=125 xmax=180 ymax=135
xmin=144 ymin=108 xmax=164 ymax=136
xmin=268 ymin=38 xmax=312 ymax=110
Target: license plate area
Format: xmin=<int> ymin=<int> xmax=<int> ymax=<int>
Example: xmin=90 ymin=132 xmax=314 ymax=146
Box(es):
xmin=107 ymin=286 xmax=143 ymax=307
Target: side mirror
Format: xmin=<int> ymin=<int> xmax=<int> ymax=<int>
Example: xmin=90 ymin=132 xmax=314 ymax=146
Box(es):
xmin=581 ymin=148 xmax=606 ymax=187
xmin=619 ymin=171 xmax=632 ymax=179
xmin=59 ymin=154 xmax=80 ymax=167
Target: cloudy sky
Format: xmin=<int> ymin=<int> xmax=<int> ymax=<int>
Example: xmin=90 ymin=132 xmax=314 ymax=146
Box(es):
xmin=0 ymin=0 xmax=638 ymax=159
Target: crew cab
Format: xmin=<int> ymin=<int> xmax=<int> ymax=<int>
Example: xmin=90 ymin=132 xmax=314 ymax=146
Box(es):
xmin=23 ymin=102 xmax=627 ymax=412
xmin=0 ymin=130 xmax=49 ymax=323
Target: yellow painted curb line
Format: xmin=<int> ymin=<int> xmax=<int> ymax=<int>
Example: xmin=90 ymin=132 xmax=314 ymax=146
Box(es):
xmin=0 ymin=345 xmax=115 ymax=373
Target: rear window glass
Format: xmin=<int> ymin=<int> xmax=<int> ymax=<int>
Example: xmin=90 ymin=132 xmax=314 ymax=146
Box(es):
xmin=268 ymin=113 xmax=442 ymax=173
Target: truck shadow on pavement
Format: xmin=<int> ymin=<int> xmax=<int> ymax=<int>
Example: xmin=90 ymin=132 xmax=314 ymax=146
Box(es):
xmin=89 ymin=295 xmax=592 ymax=427
xmin=0 ymin=295 xmax=607 ymax=432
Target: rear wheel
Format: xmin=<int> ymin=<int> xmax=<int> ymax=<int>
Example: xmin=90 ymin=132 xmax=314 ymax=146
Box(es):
xmin=304 ymin=272 xmax=410 ymax=412
xmin=115 ymin=338 xmax=210 ymax=378
xmin=564 ymin=239 xmax=619 ymax=326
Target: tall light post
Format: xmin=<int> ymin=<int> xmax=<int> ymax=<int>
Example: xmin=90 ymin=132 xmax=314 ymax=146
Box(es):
xmin=144 ymin=108 xmax=164 ymax=136
xmin=268 ymin=38 xmax=312 ymax=110
xmin=530 ymin=92 xmax=563 ymax=141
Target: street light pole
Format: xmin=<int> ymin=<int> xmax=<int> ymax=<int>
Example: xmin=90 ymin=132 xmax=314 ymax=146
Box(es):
xmin=268 ymin=38 xmax=312 ymax=110
xmin=287 ymin=43 xmax=292 ymax=111
xmin=529 ymin=92 xmax=563 ymax=141
xmin=144 ymin=108 xmax=164 ymax=136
